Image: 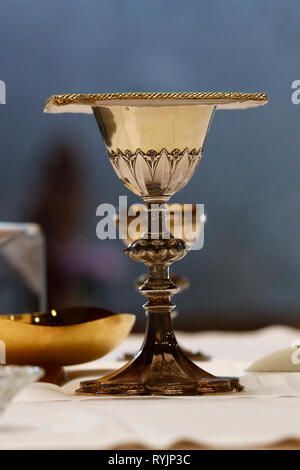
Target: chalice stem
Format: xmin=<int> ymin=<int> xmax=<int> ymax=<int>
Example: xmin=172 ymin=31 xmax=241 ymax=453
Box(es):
xmin=138 ymin=202 xmax=181 ymax=317
xmin=77 ymin=202 xmax=242 ymax=395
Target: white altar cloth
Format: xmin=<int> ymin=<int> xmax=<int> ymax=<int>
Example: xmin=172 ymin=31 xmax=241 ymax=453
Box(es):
xmin=1 ymin=325 xmax=300 ymax=449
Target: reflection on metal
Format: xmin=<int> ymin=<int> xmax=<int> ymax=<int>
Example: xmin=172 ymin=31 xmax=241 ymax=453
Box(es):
xmin=0 ymin=306 xmax=135 ymax=384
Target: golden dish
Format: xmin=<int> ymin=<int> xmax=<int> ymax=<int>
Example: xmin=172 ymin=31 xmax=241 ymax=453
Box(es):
xmin=0 ymin=307 xmax=135 ymax=383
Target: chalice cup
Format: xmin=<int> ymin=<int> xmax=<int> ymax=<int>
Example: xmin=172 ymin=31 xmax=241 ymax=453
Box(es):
xmin=45 ymin=91 xmax=267 ymax=395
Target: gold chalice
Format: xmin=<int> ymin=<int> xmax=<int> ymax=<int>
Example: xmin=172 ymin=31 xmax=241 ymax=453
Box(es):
xmin=45 ymin=91 xmax=267 ymax=395
xmin=116 ymin=203 xmax=210 ymax=361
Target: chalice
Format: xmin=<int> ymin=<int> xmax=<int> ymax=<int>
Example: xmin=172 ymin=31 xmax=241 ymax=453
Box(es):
xmin=45 ymin=92 xmax=267 ymax=395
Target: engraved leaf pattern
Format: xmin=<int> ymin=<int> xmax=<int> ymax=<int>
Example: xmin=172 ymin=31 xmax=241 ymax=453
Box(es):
xmin=108 ymin=148 xmax=202 ymax=198
xmin=152 ymin=150 xmax=171 ymax=193
xmin=117 ymin=154 xmax=142 ymax=196
xmin=180 ymin=153 xmax=202 ymax=190
xmin=134 ymin=152 xmax=152 ymax=195
xmin=169 ymin=149 xmax=190 ymax=194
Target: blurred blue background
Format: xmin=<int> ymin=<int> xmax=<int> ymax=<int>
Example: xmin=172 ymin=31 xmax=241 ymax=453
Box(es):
xmin=0 ymin=0 xmax=299 ymax=329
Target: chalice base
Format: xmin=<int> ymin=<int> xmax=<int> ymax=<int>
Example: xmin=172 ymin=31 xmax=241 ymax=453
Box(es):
xmin=119 ymin=346 xmax=210 ymax=362
xmin=77 ymin=313 xmax=243 ymax=396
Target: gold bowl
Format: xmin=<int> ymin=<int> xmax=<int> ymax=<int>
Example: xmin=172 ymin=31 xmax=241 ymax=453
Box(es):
xmin=0 ymin=307 xmax=135 ymax=383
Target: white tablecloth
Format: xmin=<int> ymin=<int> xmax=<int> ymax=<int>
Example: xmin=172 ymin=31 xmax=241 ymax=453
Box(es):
xmin=1 ymin=325 xmax=300 ymax=449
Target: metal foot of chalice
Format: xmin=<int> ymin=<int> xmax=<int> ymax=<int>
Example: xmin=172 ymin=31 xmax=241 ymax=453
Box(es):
xmin=45 ymin=92 xmax=267 ymax=395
